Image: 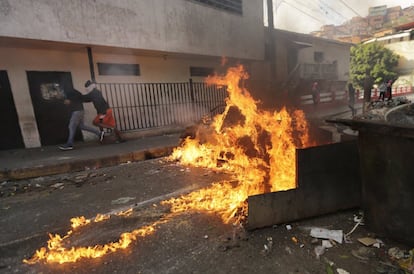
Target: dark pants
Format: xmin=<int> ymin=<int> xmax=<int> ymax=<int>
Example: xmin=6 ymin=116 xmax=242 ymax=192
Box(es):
xmin=387 ymin=88 xmax=392 ymax=100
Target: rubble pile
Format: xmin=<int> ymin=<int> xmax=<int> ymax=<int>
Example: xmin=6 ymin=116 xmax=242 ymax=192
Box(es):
xmin=355 ymin=97 xmax=413 ymax=123
xmin=386 ymin=102 xmax=414 ymax=125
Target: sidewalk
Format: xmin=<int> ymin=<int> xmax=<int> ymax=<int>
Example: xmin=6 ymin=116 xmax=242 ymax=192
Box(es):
xmin=0 ymin=133 xmax=182 ymax=181
xmin=0 ymin=102 xmax=359 ymax=182
xmin=1 ymin=93 xmax=409 ymax=182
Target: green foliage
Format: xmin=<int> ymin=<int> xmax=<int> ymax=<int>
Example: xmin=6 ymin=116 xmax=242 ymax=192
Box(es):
xmin=349 ymin=42 xmax=399 ymax=89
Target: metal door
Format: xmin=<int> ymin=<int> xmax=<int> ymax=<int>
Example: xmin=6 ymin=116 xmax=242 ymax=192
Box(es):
xmin=0 ymin=71 xmax=24 ymax=150
xmin=27 ymin=71 xmax=82 ymax=146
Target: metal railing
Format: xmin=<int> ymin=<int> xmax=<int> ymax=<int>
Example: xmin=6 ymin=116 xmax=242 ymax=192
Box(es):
xmin=97 ymin=80 xmax=227 ymax=131
xmin=299 ymin=85 xmax=414 ymax=105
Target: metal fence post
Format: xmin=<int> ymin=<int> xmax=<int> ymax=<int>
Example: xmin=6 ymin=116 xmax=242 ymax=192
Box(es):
xmin=189 ymin=78 xmax=195 ymax=103
xmin=189 ymin=78 xmax=197 ymax=122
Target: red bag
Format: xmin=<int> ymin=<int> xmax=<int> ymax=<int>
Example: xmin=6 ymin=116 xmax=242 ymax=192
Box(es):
xmin=93 ymin=108 xmax=116 ymax=128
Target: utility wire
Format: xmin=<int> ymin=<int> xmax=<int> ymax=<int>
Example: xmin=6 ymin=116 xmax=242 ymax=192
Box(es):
xmin=281 ymin=0 xmax=325 ymax=24
xmin=319 ymin=0 xmax=348 ymax=21
xmin=285 ymin=0 xmax=350 ymax=26
xmin=305 ymin=0 xmax=351 ymax=23
xmin=290 ymin=0 xmax=319 ymax=11
xmin=275 ymin=0 xmax=284 ymax=11
xmin=275 ymin=0 xmax=362 ymax=30
xmin=338 ymin=0 xmax=363 ymax=17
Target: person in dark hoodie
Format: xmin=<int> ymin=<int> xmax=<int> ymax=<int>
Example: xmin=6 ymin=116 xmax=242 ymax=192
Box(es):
xmin=83 ymin=80 xmax=125 ymax=143
xmin=58 ymin=88 xmax=104 ymax=151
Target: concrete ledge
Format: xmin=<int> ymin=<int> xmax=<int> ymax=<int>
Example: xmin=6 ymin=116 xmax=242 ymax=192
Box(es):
xmin=0 ymin=146 xmax=175 ymax=181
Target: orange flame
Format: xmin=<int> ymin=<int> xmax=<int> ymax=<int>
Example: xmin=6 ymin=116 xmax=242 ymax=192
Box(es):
xmin=24 ymin=65 xmax=311 ymax=265
xmin=171 ymin=65 xmax=310 ymax=190
xmin=23 ymin=217 xmax=167 ymax=264
xmin=166 ymin=64 xmax=312 ymax=222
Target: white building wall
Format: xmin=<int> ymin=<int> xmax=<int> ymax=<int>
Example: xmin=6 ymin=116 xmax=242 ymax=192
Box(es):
xmin=298 ymin=40 xmax=351 ymax=82
xmin=91 ymin=51 xmax=222 ymax=83
xmin=0 ymin=0 xmax=264 ymax=60
xmin=385 ymin=41 xmax=414 ymax=86
xmin=0 ymin=45 xmax=226 ymax=148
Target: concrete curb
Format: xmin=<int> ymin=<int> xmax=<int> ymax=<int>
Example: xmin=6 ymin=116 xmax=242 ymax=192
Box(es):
xmin=0 ymin=146 xmax=176 ymax=181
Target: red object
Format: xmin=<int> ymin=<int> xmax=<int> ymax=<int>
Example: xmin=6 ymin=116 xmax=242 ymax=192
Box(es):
xmin=93 ymin=108 xmax=116 ymax=128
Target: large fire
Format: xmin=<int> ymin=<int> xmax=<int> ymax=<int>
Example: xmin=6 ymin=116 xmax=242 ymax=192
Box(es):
xmin=24 ymin=65 xmax=312 ymax=265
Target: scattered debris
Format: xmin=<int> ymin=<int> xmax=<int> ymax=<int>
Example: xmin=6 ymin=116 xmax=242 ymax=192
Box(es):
xmin=344 ymin=212 xmax=364 ymax=242
xmin=50 ymin=183 xmax=64 ymax=189
xmin=111 ymin=197 xmax=136 ymax=205
xmin=323 ymin=257 xmax=335 ymax=267
xmin=351 ymin=246 xmax=376 ymax=261
xmin=311 ymin=238 xmax=319 ymax=245
xmin=261 ymin=237 xmax=273 ymax=256
xmin=358 ymin=237 xmax=383 ymax=248
xmin=373 ymin=240 xmax=384 ymax=249
xmin=218 ymin=235 xmax=241 ymax=252
xmin=326 ymin=263 xmax=335 ymax=274
xmin=285 ymin=246 xmax=293 ymax=255
xmin=145 ymin=169 xmax=161 ymax=175
xmin=376 ymin=261 xmax=401 ymax=274
xmin=74 ymin=174 xmax=88 ymax=182
xmin=310 ymin=227 xmax=343 ymax=244
xmin=390 ymin=247 xmax=414 ymax=273
xmin=336 ymin=268 xmax=350 ymax=274
xmin=388 ymin=247 xmax=406 ymax=260
xmin=386 ymin=102 xmax=414 ymax=125
xmin=1 ymin=170 xmax=113 ymax=197
xmin=314 ymin=245 xmax=325 ymax=259
xmin=355 ymin=97 xmax=412 ymax=122
xmin=218 ymin=225 xmax=247 ymax=252
xmin=322 ymin=240 xmax=333 ymax=248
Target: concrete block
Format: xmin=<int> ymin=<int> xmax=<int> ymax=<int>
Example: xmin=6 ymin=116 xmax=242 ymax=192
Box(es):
xmin=247 ymin=141 xmax=361 ymax=230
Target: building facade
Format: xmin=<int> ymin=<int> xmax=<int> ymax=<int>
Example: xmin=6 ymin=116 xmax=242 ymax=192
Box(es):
xmin=271 ymin=29 xmax=352 ymax=100
xmin=0 ymin=0 xmax=264 ymax=149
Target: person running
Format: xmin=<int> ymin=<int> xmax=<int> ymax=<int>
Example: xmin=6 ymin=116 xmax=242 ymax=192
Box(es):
xmin=378 ymin=82 xmax=386 ymax=101
xmin=386 ymin=80 xmax=393 ymax=100
xmin=58 ymin=88 xmax=104 ymax=151
xmin=83 ymin=80 xmax=125 ymax=143
xmin=311 ymin=81 xmax=320 ymax=106
xmin=347 ymin=83 xmax=356 ymax=117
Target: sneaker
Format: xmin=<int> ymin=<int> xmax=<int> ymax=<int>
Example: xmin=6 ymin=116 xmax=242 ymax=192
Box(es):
xmin=58 ymin=144 xmax=73 ymax=151
xmin=99 ymin=131 xmax=105 ymax=142
xmin=115 ymin=139 xmax=126 ymax=144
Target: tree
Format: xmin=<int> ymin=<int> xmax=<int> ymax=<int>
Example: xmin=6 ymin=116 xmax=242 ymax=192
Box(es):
xmin=349 ymin=42 xmax=399 ymax=103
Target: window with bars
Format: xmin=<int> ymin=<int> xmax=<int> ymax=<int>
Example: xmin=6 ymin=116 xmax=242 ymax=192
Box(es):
xmin=314 ymin=52 xmax=324 ymax=63
xmin=190 ymin=66 xmax=215 ymax=77
xmin=97 ymin=63 xmax=140 ymax=76
xmin=188 ymin=0 xmax=242 ymax=15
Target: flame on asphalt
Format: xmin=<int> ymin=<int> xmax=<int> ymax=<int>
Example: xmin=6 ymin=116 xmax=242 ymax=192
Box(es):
xmin=23 ymin=65 xmax=312 ymax=265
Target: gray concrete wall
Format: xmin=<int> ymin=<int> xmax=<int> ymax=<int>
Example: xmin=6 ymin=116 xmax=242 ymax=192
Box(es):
xmin=247 ymin=141 xmax=361 ymax=229
xmin=0 ymin=0 xmax=264 ymax=60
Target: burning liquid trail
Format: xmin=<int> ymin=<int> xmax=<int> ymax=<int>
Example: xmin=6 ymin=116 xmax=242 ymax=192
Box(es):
xmin=24 ymin=65 xmax=311 ymax=265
